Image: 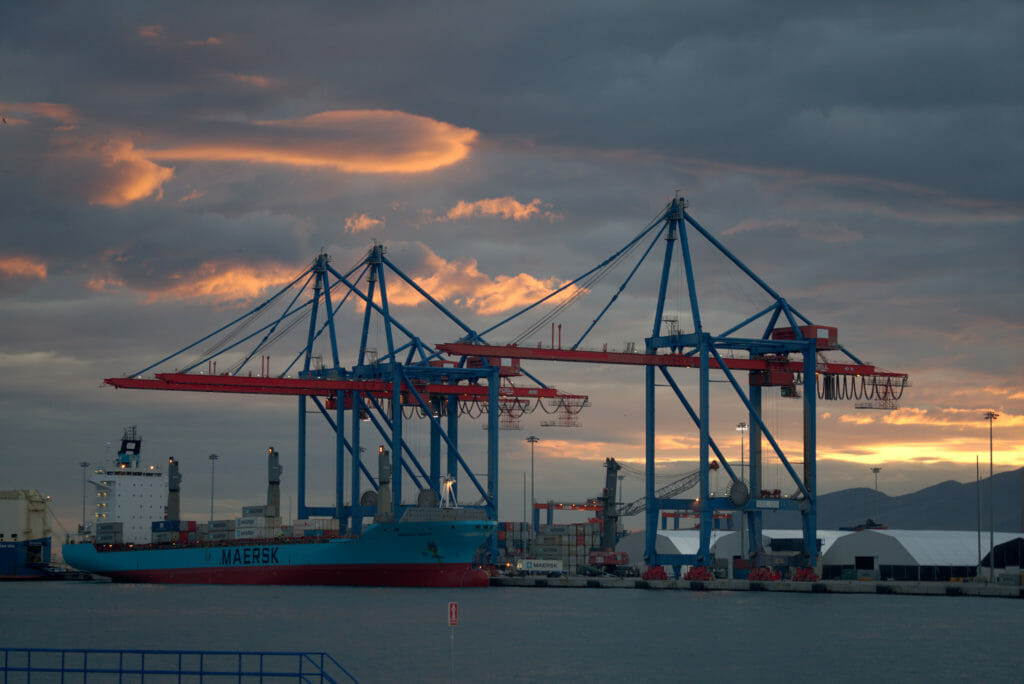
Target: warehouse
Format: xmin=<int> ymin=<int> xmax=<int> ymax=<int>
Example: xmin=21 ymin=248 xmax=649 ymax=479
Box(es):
xmin=821 ymin=529 xmax=1024 ymax=581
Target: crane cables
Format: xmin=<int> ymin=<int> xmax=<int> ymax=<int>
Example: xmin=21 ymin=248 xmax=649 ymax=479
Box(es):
xmin=506 ymin=204 xmax=670 ymax=347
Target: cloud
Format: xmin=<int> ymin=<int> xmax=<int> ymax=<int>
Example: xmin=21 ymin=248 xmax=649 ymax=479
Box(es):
xmin=6 ymin=104 xmax=476 ymax=208
xmin=143 ymin=110 xmax=478 ymax=174
xmin=384 ymin=244 xmax=582 ymax=315
xmin=882 ymin=406 xmax=1024 ymax=428
xmin=0 ymin=101 xmax=77 ymax=128
xmin=223 ymin=73 xmax=275 ymax=88
xmin=345 ymin=213 xmax=382 ymax=233
xmin=0 ymin=256 xmax=47 ymax=280
xmin=136 ymin=25 xmax=223 ymax=48
xmin=723 ymin=218 xmax=799 ymax=236
xmin=88 ymin=260 xmax=299 ymax=304
xmin=434 ymin=197 xmax=562 ymax=223
xmin=839 ymin=414 xmax=876 ymax=425
xmin=179 ymin=189 xmax=206 ymax=203
xmin=74 ymin=139 xmax=175 ymax=207
xmin=136 ymin=25 xmax=162 ymax=40
xmin=146 ymin=261 xmax=300 ymax=303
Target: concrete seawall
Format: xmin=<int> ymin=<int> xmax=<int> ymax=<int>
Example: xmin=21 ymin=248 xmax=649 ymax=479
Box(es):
xmin=492 ymin=575 xmax=1023 ymax=598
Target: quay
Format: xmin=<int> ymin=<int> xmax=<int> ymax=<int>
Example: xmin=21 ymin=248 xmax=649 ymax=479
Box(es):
xmin=491 ymin=575 xmax=1024 ymax=598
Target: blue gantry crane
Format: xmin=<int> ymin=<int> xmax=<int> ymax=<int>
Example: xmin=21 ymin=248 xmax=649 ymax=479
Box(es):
xmin=438 ymin=195 xmax=909 ymax=576
xmin=106 ymin=245 xmax=587 ymax=547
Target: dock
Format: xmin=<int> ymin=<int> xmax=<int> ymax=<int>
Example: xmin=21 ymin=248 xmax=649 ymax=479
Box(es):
xmin=491 ymin=575 xmax=1024 ymax=598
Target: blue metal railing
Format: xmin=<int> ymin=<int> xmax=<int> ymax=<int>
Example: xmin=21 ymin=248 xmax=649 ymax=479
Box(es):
xmin=0 ymin=648 xmax=359 ymax=683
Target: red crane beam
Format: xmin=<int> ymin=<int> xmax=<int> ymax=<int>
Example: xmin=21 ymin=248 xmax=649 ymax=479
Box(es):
xmin=104 ymin=373 xmax=570 ymax=400
xmin=435 ymin=343 xmax=908 ymax=379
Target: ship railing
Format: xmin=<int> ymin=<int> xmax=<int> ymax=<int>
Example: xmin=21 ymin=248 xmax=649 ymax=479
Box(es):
xmin=0 ymin=647 xmax=359 ymax=683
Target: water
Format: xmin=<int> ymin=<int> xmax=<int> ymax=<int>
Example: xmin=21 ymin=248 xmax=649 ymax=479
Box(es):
xmin=2 ymin=582 xmax=1022 ymax=683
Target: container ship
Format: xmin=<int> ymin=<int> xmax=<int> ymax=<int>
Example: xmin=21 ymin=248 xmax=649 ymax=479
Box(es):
xmin=62 ymin=428 xmax=494 ymax=587
xmin=1 ymin=490 xmax=52 ymax=579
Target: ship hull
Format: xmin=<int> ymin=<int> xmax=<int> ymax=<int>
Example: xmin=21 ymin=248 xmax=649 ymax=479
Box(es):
xmin=63 ymin=520 xmax=494 ymax=588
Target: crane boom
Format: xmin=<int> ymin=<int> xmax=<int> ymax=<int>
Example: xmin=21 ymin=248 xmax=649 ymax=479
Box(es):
xmin=617 ymin=461 xmax=718 ymax=518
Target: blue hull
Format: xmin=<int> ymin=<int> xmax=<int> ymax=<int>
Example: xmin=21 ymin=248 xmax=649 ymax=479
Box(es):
xmin=62 ymin=520 xmax=495 ymax=587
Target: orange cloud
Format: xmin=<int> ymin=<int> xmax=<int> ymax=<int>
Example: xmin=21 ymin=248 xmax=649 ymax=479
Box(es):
xmin=345 ymin=213 xmax=382 ymax=233
xmin=0 ymin=256 xmax=47 ymax=280
xmin=438 ymin=197 xmax=561 ymax=222
xmin=186 ymin=36 xmax=223 ymax=47
xmin=382 ymin=245 xmax=582 ymax=315
xmin=144 ymin=261 xmax=298 ymax=303
xmin=144 ymin=110 xmax=477 ymax=174
xmin=137 ymin=25 xmax=162 ymax=40
xmin=839 ymin=414 xmax=876 ymax=425
xmin=224 ymin=73 xmax=274 ymax=88
xmin=10 ymin=104 xmax=473 ymax=208
xmin=74 ymin=139 xmax=175 ymax=207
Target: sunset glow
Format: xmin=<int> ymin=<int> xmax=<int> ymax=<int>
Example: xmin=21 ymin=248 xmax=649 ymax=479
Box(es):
xmin=383 ymin=245 xmax=582 ymax=315
xmin=0 ymin=256 xmax=47 ymax=280
xmin=439 ymin=197 xmax=561 ymax=222
xmin=143 ymin=110 xmax=477 ymax=174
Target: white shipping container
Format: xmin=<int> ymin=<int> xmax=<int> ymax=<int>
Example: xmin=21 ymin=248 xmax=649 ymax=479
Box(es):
xmin=235 ymin=516 xmax=264 ymax=528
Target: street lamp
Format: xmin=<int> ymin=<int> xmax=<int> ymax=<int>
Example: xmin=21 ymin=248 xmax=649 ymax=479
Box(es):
xmin=208 ymin=453 xmax=219 ymax=524
xmin=526 ymin=436 xmax=539 ymax=529
xmin=736 ymin=422 xmax=748 ymax=484
xmin=79 ymin=461 xmax=90 ymax=530
xmin=983 ymin=411 xmax=998 ymax=579
xmin=870 ymin=467 xmax=882 ymax=522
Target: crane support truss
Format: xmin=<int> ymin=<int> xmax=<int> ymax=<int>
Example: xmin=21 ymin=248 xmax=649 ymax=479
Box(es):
xmin=104 ymin=248 xmax=586 ymax=557
xmin=439 ymin=196 xmax=909 ymax=575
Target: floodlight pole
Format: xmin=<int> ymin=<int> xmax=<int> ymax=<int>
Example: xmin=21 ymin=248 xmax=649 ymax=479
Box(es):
xmin=984 ymin=411 xmax=998 ymax=579
xmin=527 ymin=436 xmax=539 ymax=529
xmin=737 ymin=422 xmax=747 ymax=557
xmin=870 ymin=467 xmax=882 ymax=522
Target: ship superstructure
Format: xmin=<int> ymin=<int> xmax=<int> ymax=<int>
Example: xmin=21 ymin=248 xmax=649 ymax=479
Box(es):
xmin=89 ymin=427 xmax=166 ymax=545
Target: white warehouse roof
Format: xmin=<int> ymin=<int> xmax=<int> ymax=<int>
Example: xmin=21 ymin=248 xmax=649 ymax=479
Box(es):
xmin=824 ymin=529 xmax=1024 ymax=567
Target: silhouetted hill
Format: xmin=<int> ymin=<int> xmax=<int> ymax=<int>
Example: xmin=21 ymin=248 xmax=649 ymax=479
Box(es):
xmin=760 ymin=467 xmax=1023 ymax=531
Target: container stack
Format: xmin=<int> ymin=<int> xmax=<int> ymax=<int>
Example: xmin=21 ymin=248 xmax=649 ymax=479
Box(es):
xmin=95 ymin=521 xmax=124 ymax=545
xmin=495 ymin=522 xmax=533 ymax=567
xmin=292 ymin=518 xmax=341 ymax=537
xmin=151 ymin=520 xmax=197 ymax=544
xmin=196 ymin=519 xmax=236 ymax=541
xmin=235 ymin=505 xmax=281 ymax=539
xmin=530 ymin=522 xmax=602 ymax=575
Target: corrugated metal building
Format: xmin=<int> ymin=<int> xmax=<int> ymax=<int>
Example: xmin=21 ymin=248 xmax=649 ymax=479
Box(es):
xmin=820 ymin=529 xmax=1024 ymax=581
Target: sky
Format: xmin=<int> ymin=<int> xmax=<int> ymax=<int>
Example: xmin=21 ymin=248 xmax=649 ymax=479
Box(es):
xmin=1 ymin=1 xmax=1021 ymax=533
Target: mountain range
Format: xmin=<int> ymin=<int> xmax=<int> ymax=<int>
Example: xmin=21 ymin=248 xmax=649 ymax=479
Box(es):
xmin=760 ymin=467 xmax=1023 ymax=531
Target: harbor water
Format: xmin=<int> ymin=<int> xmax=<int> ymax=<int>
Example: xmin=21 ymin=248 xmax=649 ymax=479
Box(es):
xmin=2 ymin=582 xmax=1021 ymax=683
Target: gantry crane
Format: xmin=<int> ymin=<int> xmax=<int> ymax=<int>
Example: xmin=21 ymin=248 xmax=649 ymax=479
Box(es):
xmin=105 ymin=246 xmax=586 ymax=552
xmin=439 ymin=195 xmax=909 ymax=575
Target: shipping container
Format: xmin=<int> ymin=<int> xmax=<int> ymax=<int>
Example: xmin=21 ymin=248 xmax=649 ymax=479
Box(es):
xmin=151 ymin=530 xmax=179 ymax=544
xmin=236 ymin=516 xmax=265 ymax=528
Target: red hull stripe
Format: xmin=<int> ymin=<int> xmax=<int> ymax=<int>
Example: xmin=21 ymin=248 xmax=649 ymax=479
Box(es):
xmin=101 ymin=563 xmax=490 ymax=587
